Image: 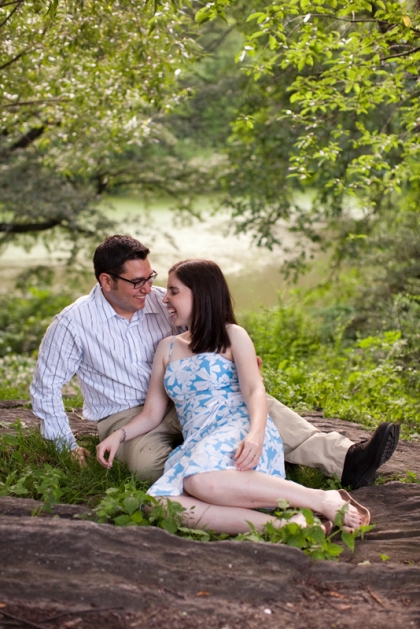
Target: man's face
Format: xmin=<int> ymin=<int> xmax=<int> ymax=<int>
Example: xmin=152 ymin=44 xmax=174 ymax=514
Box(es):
xmin=100 ymin=258 xmax=155 ymax=320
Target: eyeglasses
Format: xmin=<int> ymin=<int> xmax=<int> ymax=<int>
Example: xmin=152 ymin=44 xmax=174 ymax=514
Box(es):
xmin=108 ymin=270 xmax=158 ymax=289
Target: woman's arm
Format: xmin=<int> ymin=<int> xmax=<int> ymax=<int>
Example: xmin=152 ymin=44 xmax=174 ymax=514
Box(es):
xmin=228 ymin=325 xmax=268 ymax=471
xmin=96 ymin=338 xmax=172 ymax=469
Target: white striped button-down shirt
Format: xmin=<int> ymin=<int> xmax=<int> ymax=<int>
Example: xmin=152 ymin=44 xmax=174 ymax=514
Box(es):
xmin=30 ymin=284 xmax=178 ymax=450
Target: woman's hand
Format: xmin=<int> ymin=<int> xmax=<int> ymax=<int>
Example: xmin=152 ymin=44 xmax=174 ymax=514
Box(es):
xmin=235 ymin=432 xmax=264 ymax=471
xmin=96 ymin=431 xmax=122 ymax=469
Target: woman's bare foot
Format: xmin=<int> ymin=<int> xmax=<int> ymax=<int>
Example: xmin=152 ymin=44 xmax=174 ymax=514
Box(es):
xmin=319 ymin=490 xmax=365 ymax=529
xmin=289 ymin=512 xmax=308 ymax=527
xmin=275 ymin=512 xmax=308 ymax=529
xmin=276 ymin=512 xmax=332 ymax=535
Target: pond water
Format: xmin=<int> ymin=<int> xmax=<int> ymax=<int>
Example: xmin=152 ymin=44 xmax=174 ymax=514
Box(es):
xmin=0 ymin=195 xmax=320 ymax=312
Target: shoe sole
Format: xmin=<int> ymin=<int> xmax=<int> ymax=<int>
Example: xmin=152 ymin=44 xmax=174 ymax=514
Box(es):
xmin=353 ymin=423 xmax=400 ymax=490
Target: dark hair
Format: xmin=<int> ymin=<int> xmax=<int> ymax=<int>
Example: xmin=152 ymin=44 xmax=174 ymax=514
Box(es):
xmin=93 ymin=235 xmax=150 ymax=280
xmin=169 ymin=259 xmax=237 ymax=354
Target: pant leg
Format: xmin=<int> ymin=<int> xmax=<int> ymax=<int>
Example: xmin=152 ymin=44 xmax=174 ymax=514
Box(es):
xmin=267 ymin=395 xmax=353 ymax=478
xmin=97 ymin=403 xmax=182 ymax=482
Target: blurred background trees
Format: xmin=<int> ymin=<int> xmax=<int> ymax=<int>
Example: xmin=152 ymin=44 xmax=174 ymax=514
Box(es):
xmin=0 ymin=0 xmax=209 ymax=254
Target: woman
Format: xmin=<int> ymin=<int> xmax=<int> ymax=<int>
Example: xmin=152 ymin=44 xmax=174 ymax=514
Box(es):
xmin=97 ymin=260 xmax=370 ymax=535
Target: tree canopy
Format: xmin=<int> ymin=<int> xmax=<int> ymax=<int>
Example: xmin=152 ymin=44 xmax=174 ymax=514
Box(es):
xmin=0 ymin=0 xmax=203 ymax=252
xmin=196 ymin=0 xmax=420 ymax=272
xmin=2 ymin=0 xmax=420 ymax=274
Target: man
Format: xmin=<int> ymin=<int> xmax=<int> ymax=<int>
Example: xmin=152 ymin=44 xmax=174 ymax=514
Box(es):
xmin=30 ymin=235 xmax=400 ymax=489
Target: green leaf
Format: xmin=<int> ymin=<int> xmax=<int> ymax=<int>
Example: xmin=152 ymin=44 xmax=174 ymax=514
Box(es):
xmin=161 ymin=518 xmax=178 ymax=534
xmin=12 ymin=451 xmax=25 ymax=465
xmin=310 ymin=525 xmax=327 ymax=544
xmin=114 ymin=514 xmax=132 ymax=526
xmin=341 ymin=531 xmax=355 ymax=552
xmin=195 ymin=7 xmax=212 ymax=24
xmin=130 ymin=511 xmax=145 ymax=524
xmin=246 ymin=12 xmax=266 ymax=22
xmin=123 ymin=496 xmax=141 ymax=516
xmin=326 ymin=543 xmax=344 ymax=557
xmin=301 ymin=507 xmax=315 ymax=525
xmin=12 ymin=485 xmax=29 ymax=496
xmin=2 ymin=434 xmax=19 ymax=446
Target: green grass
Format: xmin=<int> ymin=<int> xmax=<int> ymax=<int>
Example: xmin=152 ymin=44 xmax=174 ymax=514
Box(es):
xmin=0 ymin=420 xmax=334 ymax=506
xmin=241 ymin=299 xmax=420 ymax=440
xmin=0 ymin=421 xmax=367 ymax=560
xmin=0 ymin=422 xmax=137 ymax=508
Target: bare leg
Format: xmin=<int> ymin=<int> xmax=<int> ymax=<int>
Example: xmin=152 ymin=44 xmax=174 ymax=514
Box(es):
xmin=183 ymin=470 xmax=363 ymax=529
xmin=155 ymin=493 xmax=309 ymax=535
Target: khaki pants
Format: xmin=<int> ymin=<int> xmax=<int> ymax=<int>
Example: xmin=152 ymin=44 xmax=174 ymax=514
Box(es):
xmin=97 ymin=395 xmax=352 ymax=482
xmin=97 ymin=402 xmax=182 ymax=483
xmin=267 ymin=396 xmax=351 ymax=477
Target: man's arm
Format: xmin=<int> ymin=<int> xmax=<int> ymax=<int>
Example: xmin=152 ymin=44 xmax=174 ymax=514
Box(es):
xmin=30 ymin=316 xmax=83 ymax=451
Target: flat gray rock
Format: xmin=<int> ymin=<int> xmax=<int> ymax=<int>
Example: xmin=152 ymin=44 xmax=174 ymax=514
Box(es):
xmin=1 ymin=509 xmax=420 ymax=629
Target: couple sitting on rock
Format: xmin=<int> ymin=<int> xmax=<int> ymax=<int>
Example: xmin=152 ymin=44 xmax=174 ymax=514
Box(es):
xmin=31 ymin=235 xmax=400 ymax=535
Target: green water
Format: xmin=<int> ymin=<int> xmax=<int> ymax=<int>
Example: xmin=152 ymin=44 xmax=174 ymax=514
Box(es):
xmin=0 ymin=195 xmax=320 ymax=312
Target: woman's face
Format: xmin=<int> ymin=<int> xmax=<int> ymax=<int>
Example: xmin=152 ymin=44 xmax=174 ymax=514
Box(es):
xmin=163 ymin=271 xmax=193 ymax=327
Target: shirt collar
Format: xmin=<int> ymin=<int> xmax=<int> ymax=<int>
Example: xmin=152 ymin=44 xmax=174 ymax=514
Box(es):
xmin=93 ymin=283 xmax=160 ymax=323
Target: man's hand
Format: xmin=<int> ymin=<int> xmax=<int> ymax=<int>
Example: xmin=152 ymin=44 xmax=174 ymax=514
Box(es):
xmin=71 ymin=446 xmax=91 ymax=466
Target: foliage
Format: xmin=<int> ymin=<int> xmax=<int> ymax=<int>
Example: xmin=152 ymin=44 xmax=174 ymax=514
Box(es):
xmin=0 ymin=284 xmax=79 ymax=399
xmin=237 ymin=502 xmax=369 ymax=560
xmin=0 ymin=0 xmax=211 ymax=254
xmin=93 ymin=481 xmax=368 ymax=559
xmin=348 ymin=211 xmax=420 ymax=344
xmin=0 ymin=421 xmax=139 ymax=507
xmin=1 ymin=1 xmax=197 ymax=160
xmin=0 ymin=354 xmax=36 ymax=400
xmin=241 ymin=292 xmax=420 ymax=438
xmin=195 ymin=0 xmax=420 ymax=272
xmin=168 ymin=20 xmax=246 ymax=150
xmin=0 ymin=287 xmax=74 ymax=357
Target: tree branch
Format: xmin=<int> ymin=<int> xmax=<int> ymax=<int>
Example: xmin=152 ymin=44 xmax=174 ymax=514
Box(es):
xmin=0 ymin=0 xmax=22 ymax=9
xmin=203 ymin=26 xmax=235 ymax=53
xmin=10 ymin=125 xmax=45 ymax=149
xmin=0 ymin=0 xmax=23 ymax=29
xmin=0 ymin=47 xmax=31 ymax=71
xmin=381 ymin=45 xmax=420 ymax=60
xmin=0 ymin=219 xmax=62 ymax=233
xmin=304 ymin=13 xmax=382 ymax=24
xmin=0 ymin=97 xmax=69 ymax=109
xmin=305 ymin=12 xmax=420 ymax=37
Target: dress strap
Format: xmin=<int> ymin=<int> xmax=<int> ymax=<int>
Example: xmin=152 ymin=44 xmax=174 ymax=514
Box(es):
xmin=167 ymin=336 xmax=176 ymax=362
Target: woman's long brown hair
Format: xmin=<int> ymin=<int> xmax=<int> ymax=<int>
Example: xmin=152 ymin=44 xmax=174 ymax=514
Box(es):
xmin=169 ymin=259 xmax=237 ymax=354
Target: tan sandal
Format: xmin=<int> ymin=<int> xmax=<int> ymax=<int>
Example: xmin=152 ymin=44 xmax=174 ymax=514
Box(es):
xmin=338 ymin=489 xmax=371 ymax=527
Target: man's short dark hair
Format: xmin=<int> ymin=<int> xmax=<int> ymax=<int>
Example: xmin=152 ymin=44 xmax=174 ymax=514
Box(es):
xmin=93 ymin=235 xmax=150 ymax=280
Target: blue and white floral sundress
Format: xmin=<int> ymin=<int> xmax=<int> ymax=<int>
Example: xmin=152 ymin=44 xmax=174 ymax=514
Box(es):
xmin=148 ymin=341 xmax=285 ymax=497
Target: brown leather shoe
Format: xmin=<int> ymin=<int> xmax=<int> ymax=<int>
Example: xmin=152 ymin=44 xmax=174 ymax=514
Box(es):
xmin=341 ymin=422 xmax=400 ymax=489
